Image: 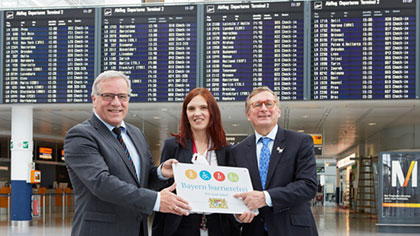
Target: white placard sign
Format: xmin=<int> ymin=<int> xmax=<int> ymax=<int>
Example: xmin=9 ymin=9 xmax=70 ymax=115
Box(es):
xmin=173 ymin=163 xmax=258 ymax=214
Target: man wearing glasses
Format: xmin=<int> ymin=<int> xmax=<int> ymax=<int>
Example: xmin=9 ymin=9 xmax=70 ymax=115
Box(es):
xmin=231 ymin=86 xmax=318 ymax=236
xmin=64 ymin=70 xmax=190 ymax=236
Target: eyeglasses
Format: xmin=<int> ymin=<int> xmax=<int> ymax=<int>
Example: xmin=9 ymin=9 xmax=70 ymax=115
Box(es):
xmin=250 ymin=100 xmax=277 ymax=110
xmin=97 ymin=93 xmax=130 ymax=102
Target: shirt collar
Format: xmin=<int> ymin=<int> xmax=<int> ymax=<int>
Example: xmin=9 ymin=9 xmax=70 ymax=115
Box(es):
xmin=94 ymin=112 xmax=127 ymax=133
xmin=255 ymin=124 xmax=278 ymax=144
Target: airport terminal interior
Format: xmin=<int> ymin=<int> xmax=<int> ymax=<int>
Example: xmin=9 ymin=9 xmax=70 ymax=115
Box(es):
xmin=0 ymin=0 xmax=420 ymax=235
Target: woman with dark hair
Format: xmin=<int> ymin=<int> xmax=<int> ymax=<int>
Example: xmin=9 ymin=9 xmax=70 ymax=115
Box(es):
xmin=152 ymin=88 xmax=239 ymax=236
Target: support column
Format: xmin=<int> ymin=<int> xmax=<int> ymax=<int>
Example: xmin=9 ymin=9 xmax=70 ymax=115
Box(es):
xmin=10 ymin=106 xmax=33 ymax=229
xmin=336 ymin=167 xmax=340 ymax=205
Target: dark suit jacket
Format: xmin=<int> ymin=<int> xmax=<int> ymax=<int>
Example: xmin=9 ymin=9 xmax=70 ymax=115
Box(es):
xmin=230 ymin=127 xmax=318 ymax=236
xmin=64 ymin=115 xmax=165 ymax=236
xmin=152 ymin=137 xmax=238 ymax=236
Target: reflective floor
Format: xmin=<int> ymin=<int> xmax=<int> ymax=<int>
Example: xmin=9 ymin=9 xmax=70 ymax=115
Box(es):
xmin=312 ymin=206 xmax=419 ymax=236
xmin=0 ymin=206 xmax=419 ymax=235
xmin=0 ymin=213 xmax=72 ymax=236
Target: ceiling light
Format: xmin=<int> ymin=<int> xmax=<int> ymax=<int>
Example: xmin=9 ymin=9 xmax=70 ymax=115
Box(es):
xmin=368 ymin=122 xmax=376 ymax=126
xmin=153 ymin=116 xmax=161 ymax=120
xmin=161 ymin=108 xmax=168 ymax=111
xmin=303 ymin=115 xmax=308 ymax=118
xmin=232 ymin=123 xmax=239 ymax=127
xmin=297 ymin=129 xmax=305 ymax=132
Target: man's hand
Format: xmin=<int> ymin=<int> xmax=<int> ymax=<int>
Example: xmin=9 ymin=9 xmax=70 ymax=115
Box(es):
xmin=234 ymin=191 xmax=266 ymax=211
xmin=235 ymin=212 xmax=256 ymax=223
xmin=159 ymin=182 xmax=191 ymax=216
xmin=161 ymin=159 xmax=179 ymax=178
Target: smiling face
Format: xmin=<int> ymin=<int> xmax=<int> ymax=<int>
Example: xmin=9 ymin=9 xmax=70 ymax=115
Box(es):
xmin=246 ymin=91 xmax=281 ymax=135
xmin=186 ymin=95 xmax=210 ymax=133
xmin=92 ymin=77 xmax=129 ymax=127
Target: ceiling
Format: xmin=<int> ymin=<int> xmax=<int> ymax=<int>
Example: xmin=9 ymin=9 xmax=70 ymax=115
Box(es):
xmin=0 ymin=99 xmax=419 ymax=160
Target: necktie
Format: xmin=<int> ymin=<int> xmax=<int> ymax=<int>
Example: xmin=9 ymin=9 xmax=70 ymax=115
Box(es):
xmin=259 ymin=137 xmax=271 ymax=189
xmin=113 ymin=127 xmax=137 ymax=177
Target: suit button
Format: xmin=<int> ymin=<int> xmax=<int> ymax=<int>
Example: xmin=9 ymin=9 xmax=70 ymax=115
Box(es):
xmin=260 ymin=218 xmax=264 ymax=222
xmin=136 ymin=215 xmax=142 ymax=222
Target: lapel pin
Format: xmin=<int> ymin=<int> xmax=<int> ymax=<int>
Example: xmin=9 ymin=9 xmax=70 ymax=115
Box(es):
xmin=277 ymin=147 xmax=284 ymax=153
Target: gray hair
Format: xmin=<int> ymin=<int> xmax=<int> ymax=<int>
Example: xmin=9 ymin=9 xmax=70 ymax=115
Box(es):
xmin=245 ymin=86 xmax=280 ymax=113
xmin=91 ymin=70 xmax=131 ymax=97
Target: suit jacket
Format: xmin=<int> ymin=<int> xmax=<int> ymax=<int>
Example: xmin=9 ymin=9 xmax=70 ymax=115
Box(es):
xmin=152 ymin=137 xmax=238 ymax=236
xmin=230 ymin=127 xmax=318 ymax=236
xmin=64 ymin=115 xmax=165 ymax=236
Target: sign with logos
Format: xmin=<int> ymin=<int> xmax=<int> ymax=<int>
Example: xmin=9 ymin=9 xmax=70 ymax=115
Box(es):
xmin=311 ymin=134 xmax=322 ymax=145
xmin=314 ymin=146 xmax=322 ymax=156
xmin=381 ymin=152 xmax=420 ymax=217
xmin=38 ymin=147 xmax=53 ymax=160
xmin=59 ymin=149 xmax=65 ymax=162
xmin=326 ymin=183 xmax=334 ymax=194
xmin=10 ymin=140 xmax=33 ymax=151
xmin=173 ymin=163 xmax=257 ymax=214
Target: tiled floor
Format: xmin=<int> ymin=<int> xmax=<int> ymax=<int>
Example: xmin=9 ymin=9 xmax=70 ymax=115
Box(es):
xmin=0 ymin=206 xmax=418 ymax=235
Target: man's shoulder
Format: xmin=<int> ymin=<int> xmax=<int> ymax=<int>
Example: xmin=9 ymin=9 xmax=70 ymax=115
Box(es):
xmin=64 ymin=119 xmax=97 ymax=148
xmin=67 ymin=119 xmax=93 ymax=135
xmin=231 ymin=135 xmax=254 ymax=151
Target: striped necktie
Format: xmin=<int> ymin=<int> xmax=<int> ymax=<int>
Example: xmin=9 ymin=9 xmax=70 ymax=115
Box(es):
xmin=113 ymin=127 xmax=137 ymax=177
xmin=259 ymin=137 xmax=271 ymax=189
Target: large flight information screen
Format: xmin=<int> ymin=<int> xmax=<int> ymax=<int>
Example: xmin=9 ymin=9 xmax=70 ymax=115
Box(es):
xmin=312 ymin=0 xmax=416 ymax=100
xmin=4 ymin=8 xmax=95 ymax=103
xmin=102 ymin=5 xmax=197 ymax=102
xmin=204 ymin=2 xmax=304 ymax=101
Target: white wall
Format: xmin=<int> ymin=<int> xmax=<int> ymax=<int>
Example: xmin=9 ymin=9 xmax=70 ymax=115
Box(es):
xmin=365 ymin=124 xmax=420 ymax=157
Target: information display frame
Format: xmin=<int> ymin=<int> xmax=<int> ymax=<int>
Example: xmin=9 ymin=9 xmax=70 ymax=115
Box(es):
xmin=3 ymin=8 xmax=96 ymax=103
xmin=203 ymin=1 xmax=305 ymax=101
xmin=101 ymin=5 xmax=198 ymax=102
xmin=0 ymin=1 xmax=419 ymax=104
xmin=311 ymin=0 xmax=417 ymax=100
xmin=378 ymin=151 xmax=420 ymax=233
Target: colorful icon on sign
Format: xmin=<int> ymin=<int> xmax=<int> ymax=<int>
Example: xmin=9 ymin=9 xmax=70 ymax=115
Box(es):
xmin=227 ymin=172 xmax=239 ymax=182
xmin=213 ymin=171 xmax=225 ymax=181
xmin=185 ymin=169 xmax=197 ymax=180
xmin=199 ymin=170 xmax=211 ymax=181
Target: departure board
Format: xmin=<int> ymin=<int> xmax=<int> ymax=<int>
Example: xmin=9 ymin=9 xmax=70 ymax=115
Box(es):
xmin=102 ymin=6 xmax=197 ymax=102
xmin=312 ymin=0 xmax=416 ymax=100
xmin=4 ymin=8 xmax=95 ymax=103
xmin=204 ymin=2 xmax=304 ymax=101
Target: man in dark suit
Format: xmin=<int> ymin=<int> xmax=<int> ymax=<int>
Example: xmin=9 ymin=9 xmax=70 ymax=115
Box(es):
xmin=64 ymin=70 xmax=190 ymax=236
xmin=231 ymin=87 xmax=318 ymax=236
